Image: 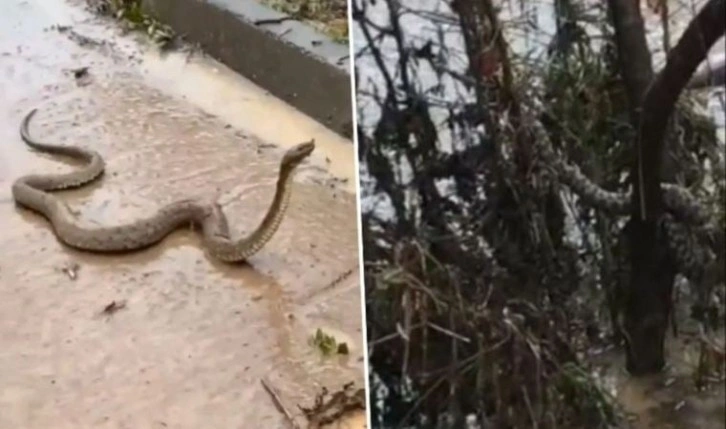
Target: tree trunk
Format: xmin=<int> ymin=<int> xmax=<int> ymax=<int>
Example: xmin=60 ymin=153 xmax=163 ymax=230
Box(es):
xmin=624 ymin=0 xmax=725 ymax=375
xmin=606 ymin=0 xmax=654 ymax=118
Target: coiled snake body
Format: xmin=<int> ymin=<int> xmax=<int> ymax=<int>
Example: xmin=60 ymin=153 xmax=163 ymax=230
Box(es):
xmin=12 ymin=108 xmax=315 ymax=262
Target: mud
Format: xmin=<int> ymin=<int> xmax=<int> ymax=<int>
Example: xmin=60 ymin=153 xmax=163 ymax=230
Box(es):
xmin=592 ymin=322 xmax=725 ymax=429
xmin=0 ymin=1 xmax=364 ymax=428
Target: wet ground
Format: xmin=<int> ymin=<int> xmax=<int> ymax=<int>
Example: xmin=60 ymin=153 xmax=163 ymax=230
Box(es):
xmin=0 ymin=1 xmax=365 ymax=428
xmin=592 ymin=312 xmax=725 ymax=429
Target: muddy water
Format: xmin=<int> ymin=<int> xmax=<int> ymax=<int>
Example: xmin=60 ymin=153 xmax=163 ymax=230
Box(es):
xmin=0 ymin=1 xmax=364 ymax=428
xmin=592 ymin=322 xmax=725 ymax=429
xmin=139 ymin=53 xmax=358 ymax=192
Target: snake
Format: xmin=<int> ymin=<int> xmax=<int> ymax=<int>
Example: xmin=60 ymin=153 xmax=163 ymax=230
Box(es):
xmin=11 ymin=108 xmax=315 ymax=262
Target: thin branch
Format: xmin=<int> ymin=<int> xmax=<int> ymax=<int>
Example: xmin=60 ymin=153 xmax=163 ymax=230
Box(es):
xmin=261 ymin=378 xmax=301 ymax=429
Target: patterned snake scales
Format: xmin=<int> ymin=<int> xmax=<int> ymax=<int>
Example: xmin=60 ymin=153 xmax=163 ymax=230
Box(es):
xmin=12 ymin=108 xmax=315 ymax=262
xmin=531 ymin=121 xmax=722 ymax=286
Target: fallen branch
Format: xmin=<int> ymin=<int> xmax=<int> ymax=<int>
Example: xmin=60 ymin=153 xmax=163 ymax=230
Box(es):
xmin=261 ymin=378 xmax=301 ymax=429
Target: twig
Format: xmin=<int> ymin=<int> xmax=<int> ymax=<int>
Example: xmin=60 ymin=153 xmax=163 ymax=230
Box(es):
xmin=254 ymin=16 xmax=299 ymax=26
xmin=370 ymin=322 xmax=424 ymax=347
xmin=428 ymin=321 xmax=472 ymax=343
xmin=260 ymin=378 xmax=301 ymax=429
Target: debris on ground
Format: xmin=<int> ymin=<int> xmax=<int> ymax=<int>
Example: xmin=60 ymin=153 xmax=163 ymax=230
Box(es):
xmin=60 ymin=262 xmax=80 ymax=280
xmin=261 ymin=377 xmax=301 ymax=429
xmin=299 ymin=382 xmax=366 ymax=428
xmin=70 ymin=66 xmax=93 ymax=86
xmin=100 ymin=300 xmax=127 ymax=316
xmin=259 ymin=0 xmax=348 ymax=43
xmin=84 ymin=0 xmax=192 ymax=53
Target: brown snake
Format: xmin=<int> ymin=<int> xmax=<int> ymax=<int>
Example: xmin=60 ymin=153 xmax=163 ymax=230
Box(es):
xmin=12 ymin=108 xmax=315 ymax=262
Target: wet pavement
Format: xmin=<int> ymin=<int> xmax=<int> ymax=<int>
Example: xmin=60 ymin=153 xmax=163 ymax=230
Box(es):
xmin=0 ymin=1 xmax=364 ymax=428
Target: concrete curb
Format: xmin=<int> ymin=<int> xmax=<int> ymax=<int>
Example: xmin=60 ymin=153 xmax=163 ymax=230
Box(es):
xmin=141 ymin=0 xmax=353 ymax=139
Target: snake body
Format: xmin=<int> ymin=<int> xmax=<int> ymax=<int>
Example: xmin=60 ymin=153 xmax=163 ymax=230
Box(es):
xmin=528 ymin=120 xmax=723 ymax=292
xmin=527 ymin=119 xmax=712 ymax=226
xmin=12 ymin=108 xmax=315 ymax=262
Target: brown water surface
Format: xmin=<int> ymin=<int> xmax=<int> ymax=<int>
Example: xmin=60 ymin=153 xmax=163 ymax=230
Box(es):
xmin=592 ymin=321 xmax=724 ymax=429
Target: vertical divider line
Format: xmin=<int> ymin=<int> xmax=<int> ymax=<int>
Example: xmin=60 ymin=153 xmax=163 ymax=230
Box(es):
xmin=345 ymin=0 xmax=373 ymax=427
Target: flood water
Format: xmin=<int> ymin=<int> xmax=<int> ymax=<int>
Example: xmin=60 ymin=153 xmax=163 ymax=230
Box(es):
xmin=0 ymin=0 xmax=364 ymax=427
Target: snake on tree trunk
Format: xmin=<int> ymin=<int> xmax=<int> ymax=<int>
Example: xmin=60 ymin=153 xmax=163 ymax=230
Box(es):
xmin=11 ymin=108 xmax=315 ymax=262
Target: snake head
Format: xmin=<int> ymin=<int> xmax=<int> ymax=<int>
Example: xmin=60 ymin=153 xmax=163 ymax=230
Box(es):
xmin=281 ymin=139 xmax=316 ymax=169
